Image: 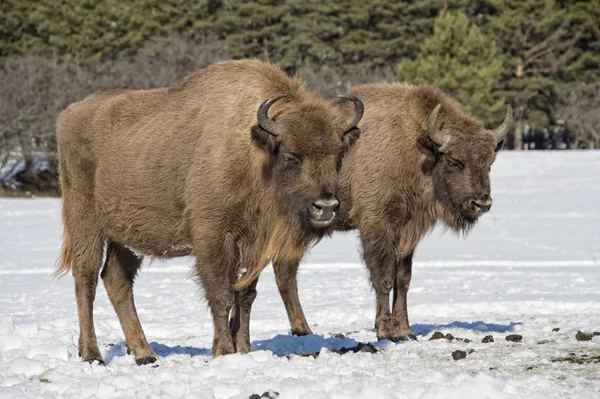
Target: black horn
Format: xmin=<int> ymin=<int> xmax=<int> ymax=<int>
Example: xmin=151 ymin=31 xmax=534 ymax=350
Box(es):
xmin=257 ymin=94 xmax=288 ymax=136
xmin=338 ymin=95 xmax=364 ymax=134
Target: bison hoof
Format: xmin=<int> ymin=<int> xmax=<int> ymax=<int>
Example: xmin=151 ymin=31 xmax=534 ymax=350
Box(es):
xmin=291 ymin=328 xmax=313 ymax=337
xmin=83 ymin=357 xmax=105 ymax=366
xmin=126 ymin=347 xmax=132 ymax=355
xmin=135 ymin=356 xmax=157 ymax=366
xmin=396 ymin=334 xmax=418 ymax=342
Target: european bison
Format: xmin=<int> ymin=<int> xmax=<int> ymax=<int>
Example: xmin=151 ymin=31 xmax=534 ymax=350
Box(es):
xmin=244 ymin=83 xmax=512 ymax=342
xmin=54 ymin=59 xmax=363 ymax=364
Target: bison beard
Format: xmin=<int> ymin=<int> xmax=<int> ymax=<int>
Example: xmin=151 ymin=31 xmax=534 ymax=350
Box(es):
xmin=54 ymin=59 xmax=363 ymax=364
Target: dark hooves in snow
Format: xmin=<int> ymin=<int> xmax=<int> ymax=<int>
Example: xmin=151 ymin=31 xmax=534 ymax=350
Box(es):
xmin=378 ymin=334 xmax=417 ymax=343
xmin=83 ymin=358 xmax=106 ymax=366
xmin=136 ymin=356 xmax=158 ymax=366
xmin=396 ymin=334 xmax=418 ymax=342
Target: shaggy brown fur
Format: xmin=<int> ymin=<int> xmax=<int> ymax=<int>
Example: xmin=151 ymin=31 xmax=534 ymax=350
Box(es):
xmin=258 ymin=82 xmax=512 ymax=341
xmin=54 ymin=59 xmax=362 ymax=363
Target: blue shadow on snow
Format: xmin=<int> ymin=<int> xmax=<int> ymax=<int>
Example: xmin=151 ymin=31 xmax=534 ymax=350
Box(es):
xmin=252 ymin=333 xmax=360 ymax=357
xmin=104 ymin=341 xmax=210 ymax=364
xmin=411 ymin=320 xmax=521 ymax=336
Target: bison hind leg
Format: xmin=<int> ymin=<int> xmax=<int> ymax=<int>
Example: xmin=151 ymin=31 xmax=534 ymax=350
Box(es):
xmin=101 ymin=241 xmax=157 ymax=365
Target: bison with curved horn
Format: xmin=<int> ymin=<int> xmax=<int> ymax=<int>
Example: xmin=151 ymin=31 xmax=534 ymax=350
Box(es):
xmin=54 ymin=59 xmax=363 ymax=364
xmin=244 ymin=83 xmax=512 ymax=342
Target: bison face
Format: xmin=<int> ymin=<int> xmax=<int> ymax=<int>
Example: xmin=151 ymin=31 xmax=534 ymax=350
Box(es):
xmin=251 ymin=94 xmax=363 ymax=231
xmin=417 ymin=104 xmax=512 ymax=232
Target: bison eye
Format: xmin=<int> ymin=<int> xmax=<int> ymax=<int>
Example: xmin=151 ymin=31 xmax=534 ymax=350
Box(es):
xmin=446 ymin=157 xmax=463 ymax=169
xmin=283 ymin=152 xmax=301 ymax=166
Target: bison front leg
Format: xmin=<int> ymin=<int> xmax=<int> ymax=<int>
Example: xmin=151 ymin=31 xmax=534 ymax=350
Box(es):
xmin=392 ymin=253 xmax=416 ymax=341
xmin=193 ymin=242 xmax=235 ymax=357
xmin=273 ymin=259 xmax=312 ymax=336
xmin=361 ymin=231 xmax=398 ymax=341
xmin=101 ymin=242 xmax=157 ymax=365
xmin=229 ymin=277 xmax=259 ymax=354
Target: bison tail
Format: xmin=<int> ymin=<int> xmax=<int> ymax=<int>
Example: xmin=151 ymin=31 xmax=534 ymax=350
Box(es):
xmin=53 ymin=207 xmax=73 ymax=278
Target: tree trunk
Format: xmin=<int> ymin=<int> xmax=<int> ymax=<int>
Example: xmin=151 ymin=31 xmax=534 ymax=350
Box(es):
xmin=512 ymin=105 xmax=526 ymax=150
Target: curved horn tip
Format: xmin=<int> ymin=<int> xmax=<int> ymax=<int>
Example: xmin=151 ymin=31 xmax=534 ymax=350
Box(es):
xmin=338 ymin=95 xmax=364 ymax=134
xmin=490 ymin=104 xmax=513 ymax=142
xmin=430 ymin=104 xmax=442 ymax=119
xmin=257 ymin=93 xmax=288 ymax=136
xmin=427 ymin=104 xmax=444 ymax=146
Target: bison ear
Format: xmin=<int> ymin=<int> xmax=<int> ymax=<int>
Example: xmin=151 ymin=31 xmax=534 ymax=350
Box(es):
xmin=416 ymin=134 xmax=438 ymax=158
xmin=251 ymin=125 xmax=277 ymax=153
xmin=343 ymin=127 xmax=361 ymax=152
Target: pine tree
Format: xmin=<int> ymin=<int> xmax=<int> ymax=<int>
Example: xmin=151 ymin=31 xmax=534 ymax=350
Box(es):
xmin=396 ymin=9 xmax=505 ymax=124
xmin=483 ymin=0 xmax=583 ymax=149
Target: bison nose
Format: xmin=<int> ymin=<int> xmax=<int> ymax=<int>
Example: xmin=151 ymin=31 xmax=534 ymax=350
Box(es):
xmin=309 ymin=197 xmax=339 ymax=226
xmin=471 ymin=198 xmax=492 ymax=214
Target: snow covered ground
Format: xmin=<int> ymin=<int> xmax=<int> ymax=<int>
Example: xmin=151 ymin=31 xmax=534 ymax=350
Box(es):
xmin=1 ymin=151 xmax=599 ymax=398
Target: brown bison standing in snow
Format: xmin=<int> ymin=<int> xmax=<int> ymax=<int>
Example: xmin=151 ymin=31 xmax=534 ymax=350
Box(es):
xmin=235 ymin=83 xmax=512 ymax=342
xmin=54 ymin=59 xmax=363 ymax=364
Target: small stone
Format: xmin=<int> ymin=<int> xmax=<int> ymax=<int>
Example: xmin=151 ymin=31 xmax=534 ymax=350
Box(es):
xmin=355 ymin=343 xmax=377 ymax=353
xmin=538 ymin=339 xmax=552 ymax=345
xmin=594 ymin=332 xmax=600 ymax=336
xmin=333 ymin=333 xmax=346 ymax=340
xmin=452 ymin=350 xmax=467 ymax=360
xmin=445 ymin=333 xmax=455 ymax=341
xmin=576 ymin=331 xmax=593 ymax=341
xmin=526 ymin=366 xmax=535 ymax=371
xmin=506 ymin=334 xmax=522 ymax=342
xmin=467 ymin=349 xmax=475 ymax=354
xmin=552 ymin=328 xmax=560 ymax=332
xmin=482 ymin=335 xmax=494 ymax=343
xmin=429 ymin=332 xmax=445 ymax=340
xmin=463 ymin=338 xmax=472 ymax=343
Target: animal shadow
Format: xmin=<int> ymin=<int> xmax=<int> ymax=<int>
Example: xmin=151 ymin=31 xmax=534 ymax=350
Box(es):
xmin=252 ymin=333 xmax=361 ymax=357
xmin=411 ymin=320 xmax=522 ymax=337
xmin=104 ymin=341 xmax=210 ymax=364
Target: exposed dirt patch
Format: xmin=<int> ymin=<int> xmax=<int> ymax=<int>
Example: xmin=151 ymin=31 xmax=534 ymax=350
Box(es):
xmin=576 ymin=331 xmax=597 ymax=341
xmin=291 ymin=343 xmax=379 ymax=359
xmin=552 ymin=353 xmax=600 ymax=364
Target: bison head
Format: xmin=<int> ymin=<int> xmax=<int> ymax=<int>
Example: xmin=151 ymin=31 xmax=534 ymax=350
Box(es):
xmin=251 ymin=94 xmax=363 ymax=231
xmin=417 ymin=104 xmax=512 ymax=232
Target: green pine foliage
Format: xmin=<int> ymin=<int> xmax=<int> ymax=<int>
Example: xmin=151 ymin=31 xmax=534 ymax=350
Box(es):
xmin=1 ymin=0 xmax=599 ymax=150
xmin=396 ymin=10 xmax=505 ymax=124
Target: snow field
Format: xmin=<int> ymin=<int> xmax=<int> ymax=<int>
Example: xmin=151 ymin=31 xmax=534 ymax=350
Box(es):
xmin=1 ymin=151 xmax=599 ymax=398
